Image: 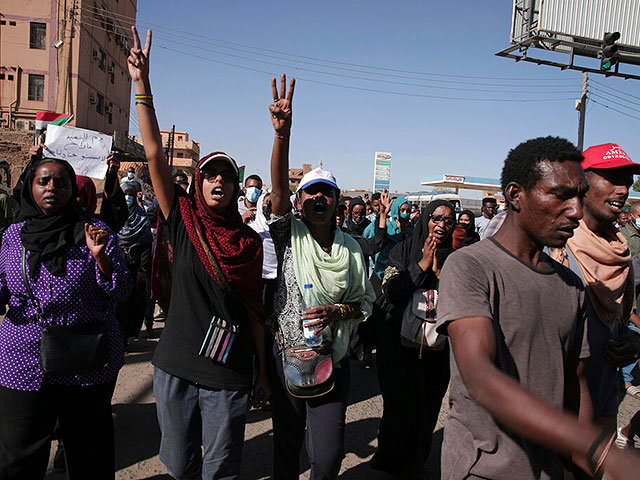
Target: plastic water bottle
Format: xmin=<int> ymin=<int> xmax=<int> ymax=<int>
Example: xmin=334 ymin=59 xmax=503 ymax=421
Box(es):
xmin=301 ymin=283 xmax=322 ymax=347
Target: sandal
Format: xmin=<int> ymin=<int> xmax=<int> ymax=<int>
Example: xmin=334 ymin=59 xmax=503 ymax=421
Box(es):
xmin=616 ymin=427 xmax=632 ymax=449
xmin=625 ymin=384 xmax=640 ymax=398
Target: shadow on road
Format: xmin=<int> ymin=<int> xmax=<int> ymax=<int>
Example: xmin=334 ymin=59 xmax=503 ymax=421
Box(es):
xmin=112 ymin=402 xmax=161 ymax=472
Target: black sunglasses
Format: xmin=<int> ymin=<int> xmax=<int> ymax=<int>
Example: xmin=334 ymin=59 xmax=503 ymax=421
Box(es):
xmin=430 ymin=215 xmax=455 ymax=227
xmin=201 ymin=169 xmax=237 ymax=183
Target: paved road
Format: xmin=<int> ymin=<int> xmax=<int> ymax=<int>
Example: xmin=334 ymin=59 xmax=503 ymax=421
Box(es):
xmin=45 ymin=321 xmax=640 ymax=479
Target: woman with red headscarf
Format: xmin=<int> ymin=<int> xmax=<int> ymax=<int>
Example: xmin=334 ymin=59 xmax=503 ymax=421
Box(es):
xmin=127 ymin=27 xmax=268 ymax=479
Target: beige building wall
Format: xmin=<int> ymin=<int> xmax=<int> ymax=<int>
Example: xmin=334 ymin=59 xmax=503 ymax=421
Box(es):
xmin=134 ymin=130 xmax=200 ymax=176
xmin=0 ymin=0 xmax=136 ymax=135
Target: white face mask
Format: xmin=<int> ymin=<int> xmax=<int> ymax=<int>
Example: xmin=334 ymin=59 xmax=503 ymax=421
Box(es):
xmin=127 ymin=172 xmax=135 ymax=179
xmin=635 ymin=217 xmax=640 ymax=230
xmin=245 ymin=186 xmax=261 ymax=203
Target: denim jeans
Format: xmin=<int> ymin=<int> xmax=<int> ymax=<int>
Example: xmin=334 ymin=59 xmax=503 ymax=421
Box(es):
xmin=621 ymin=322 xmax=640 ymax=385
xmin=153 ymin=368 xmax=250 ymax=480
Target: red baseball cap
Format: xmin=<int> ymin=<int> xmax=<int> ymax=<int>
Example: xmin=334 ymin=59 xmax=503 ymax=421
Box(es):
xmin=581 ymin=143 xmax=640 ymax=173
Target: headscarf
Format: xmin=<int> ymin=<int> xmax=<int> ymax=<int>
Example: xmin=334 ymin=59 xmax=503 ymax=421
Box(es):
xmin=19 ymin=158 xmax=89 ymax=277
xmin=387 ymin=197 xmax=411 ymax=236
xmin=391 ymin=200 xmax=456 ymax=273
xmin=76 ymin=175 xmax=97 ymax=215
xmin=291 ymin=213 xmax=376 ymax=362
xmin=252 ymin=192 xmax=278 ymax=280
xmin=458 ymin=209 xmax=480 ymax=246
xmin=118 ymin=182 xmax=152 ymax=249
xmin=345 ymin=197 xmax=371 ymax=236
xmin=177 ymin=153 xmax=263 ymax=310
xmin=559 ymin=220 xmax=634 ymax=330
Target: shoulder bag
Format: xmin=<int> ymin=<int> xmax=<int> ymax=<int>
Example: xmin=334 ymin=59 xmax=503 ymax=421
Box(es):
xmin=400 ymin=288 xmax=446 ymax=357
xmin=21 ymin=247 xmax=109 ymax=376
xmin=277 ymin=332 xmax=335 ymax=399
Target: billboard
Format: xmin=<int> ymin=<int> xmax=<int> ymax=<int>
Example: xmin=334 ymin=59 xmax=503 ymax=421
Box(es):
xmin=373 ymin=152 xmax=392 ymax=192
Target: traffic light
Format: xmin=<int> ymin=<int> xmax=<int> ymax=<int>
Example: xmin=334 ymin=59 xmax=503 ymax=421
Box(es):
xmin=601 ymin=32 xmax=621 ymax=71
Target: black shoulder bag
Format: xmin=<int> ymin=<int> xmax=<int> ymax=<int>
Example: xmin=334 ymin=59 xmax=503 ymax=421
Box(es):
xmin=21 ymin=247 xmax=109 ymax=376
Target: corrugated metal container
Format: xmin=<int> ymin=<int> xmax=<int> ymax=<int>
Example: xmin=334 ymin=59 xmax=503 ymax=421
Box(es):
xmin=539 ymin=0 xmax=640 ymax=48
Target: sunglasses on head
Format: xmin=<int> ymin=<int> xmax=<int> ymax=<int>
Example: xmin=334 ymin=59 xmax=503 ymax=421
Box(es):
xmin=201 ymin=169 xmax=237 ymax=183
xmin=430 ymin=215 xmax=455 ymax=227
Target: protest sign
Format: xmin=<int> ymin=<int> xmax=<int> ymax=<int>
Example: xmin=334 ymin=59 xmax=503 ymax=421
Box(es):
xmin=44 ymin=124 xmax=112 ymax=179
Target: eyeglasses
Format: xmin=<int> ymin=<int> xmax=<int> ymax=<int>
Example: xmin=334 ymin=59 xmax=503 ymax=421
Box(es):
xmin=201 ymin=169 xmax=237 ymax=183
xmin=430 ymin=215 xmax=455 ymax=227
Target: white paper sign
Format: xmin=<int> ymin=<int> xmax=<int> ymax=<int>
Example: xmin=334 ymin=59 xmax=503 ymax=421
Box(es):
xmin=44 ymin=124 xmax=112 ymax=179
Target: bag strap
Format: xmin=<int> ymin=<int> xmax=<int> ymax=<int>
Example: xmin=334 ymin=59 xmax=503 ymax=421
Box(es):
xmin=21 ymin=246 xmax=43 ymax=323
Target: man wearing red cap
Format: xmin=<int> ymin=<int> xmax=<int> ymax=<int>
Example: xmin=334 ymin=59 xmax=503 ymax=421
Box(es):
xmin=552 ymin=142 xmax=640 ymax=432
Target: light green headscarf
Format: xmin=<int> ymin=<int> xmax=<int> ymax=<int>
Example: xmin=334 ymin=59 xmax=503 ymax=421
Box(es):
xmin=290 ymin=214 xmax=376 ymax=363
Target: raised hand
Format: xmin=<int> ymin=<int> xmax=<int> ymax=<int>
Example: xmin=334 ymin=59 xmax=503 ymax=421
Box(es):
xmin=85 ymin=223 xmax=109 ymax=259
xmin=380 ymin=188 xmax=392 ymax=216
xmin=419 ymin=233 xmax=437 ymax=272
xmin=269 ymin=73 xmax=295 ymax=137
xmin=128 ymin=26 xmax=152 ymax=85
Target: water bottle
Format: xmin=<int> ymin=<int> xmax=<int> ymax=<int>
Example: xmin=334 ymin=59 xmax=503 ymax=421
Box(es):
xmin=301 ymin=283 xmax=322 ymax=347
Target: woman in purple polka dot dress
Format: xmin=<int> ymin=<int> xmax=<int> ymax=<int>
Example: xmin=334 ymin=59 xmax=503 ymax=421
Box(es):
xmin=0 ymin=146 xmax=132 ymax=479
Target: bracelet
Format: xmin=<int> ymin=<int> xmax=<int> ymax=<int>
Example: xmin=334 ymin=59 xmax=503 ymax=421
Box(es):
xmin=135 ymin=94 xmax=153 ymax=100
xmin=275 ymin=134 xmax=290 ymax=139
xmin=135 ymin=101 xmax=155 ymax=110
xmin=586 ymin=430 xmax=610 ymax=475
xmin=594 ymin=433 xmax=615 ymax=476
xmin=334 ymin=304 xmax=347 ymax=320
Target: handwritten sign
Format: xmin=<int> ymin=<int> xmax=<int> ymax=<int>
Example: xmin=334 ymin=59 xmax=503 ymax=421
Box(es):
xmin=44 ymin=124 xmax=112 ymax=179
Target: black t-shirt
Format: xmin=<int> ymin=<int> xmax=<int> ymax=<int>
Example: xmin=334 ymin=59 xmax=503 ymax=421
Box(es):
xmin=152 ymin=190 xmax=254 ymax=390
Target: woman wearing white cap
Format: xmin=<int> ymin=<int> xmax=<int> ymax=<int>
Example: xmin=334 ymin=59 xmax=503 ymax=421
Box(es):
xmin=266 ymin=74 xmax=376 ymax=479
xmin=127 ymin=27 xmax=270 ymax=479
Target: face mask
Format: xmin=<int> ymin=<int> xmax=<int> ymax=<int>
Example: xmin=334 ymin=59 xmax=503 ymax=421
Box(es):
xmin=400 ymin=213 xmax=410 ymax=220
xmin=635 ymin=218 xmax=640 ymax=230
xmin=127 ymin=172 xmax=135 ymax=179
xmin=125 ymin=195 xmax=135 ymax=207
xmin=353 ymin=216 xmax=365 ymax=225
xmin=245 ymin=186 xmax=261 ymax=203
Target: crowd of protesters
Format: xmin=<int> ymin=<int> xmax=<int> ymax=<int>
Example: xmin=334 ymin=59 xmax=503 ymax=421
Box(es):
xmin=1 ymin=25 xmax=640 ymax=480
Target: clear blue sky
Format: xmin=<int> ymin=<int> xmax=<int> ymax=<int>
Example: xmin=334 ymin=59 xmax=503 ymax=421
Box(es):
xmin=130 ymin=0 xmax=640 ymax=193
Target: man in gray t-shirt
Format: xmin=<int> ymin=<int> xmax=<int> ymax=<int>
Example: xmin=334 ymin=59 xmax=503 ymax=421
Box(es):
xmin=436 ymin=137 xmax=640 ymax=480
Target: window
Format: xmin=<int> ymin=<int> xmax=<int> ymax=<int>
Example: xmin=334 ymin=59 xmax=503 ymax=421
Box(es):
xmin=96 ymin=93 xmax=104 ymax=114
xmin=0 ymin=21 xmax=6 ymax=26
xmin=176 ymin=152 xmax=183 ymax=158
xmin=107 ymin=103 xmax=113 ymax=124
xmin=110 ymin=61 xmax=115 ymax=83
xmin=177 ymin=136 xmax=183 ymax=141
xmin=7 ymin=75 xmax=14 ymax=81
xmin=0 ymin=74 xmax=4 ymax=80
xmin=30 ymin=22 xmax=47 ymax=50
xmin=97 ymin=49 xmax=105 ymax=70
xmin=28 ymin=74 xmax=45 ymax=101
xmin=9 ymin=21 xmax=16 ymax=26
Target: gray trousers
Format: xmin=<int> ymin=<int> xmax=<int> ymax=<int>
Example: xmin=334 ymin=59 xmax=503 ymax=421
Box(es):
xmin=153 ymin=368 xmax=250 ymax=480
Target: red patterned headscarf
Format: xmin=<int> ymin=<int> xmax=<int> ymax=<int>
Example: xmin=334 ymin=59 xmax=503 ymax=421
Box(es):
xmin=76 ymin=175 xmax=97 ymax=215
xmin=177 ymin=152 xmax=263 ymax=316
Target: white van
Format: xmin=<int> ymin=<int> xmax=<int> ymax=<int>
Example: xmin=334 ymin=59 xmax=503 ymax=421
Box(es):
xmin=405 ymin=192 xmax=462 ymax=214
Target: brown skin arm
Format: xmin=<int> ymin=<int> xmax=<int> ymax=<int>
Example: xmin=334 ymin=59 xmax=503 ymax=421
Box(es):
xmin=447 ymin=316 xmax=629 ymax=476
xmin=127 ymin=26 xmax=174 ymax=219
xmin=269 ymin=74 xmax=295 ymax=216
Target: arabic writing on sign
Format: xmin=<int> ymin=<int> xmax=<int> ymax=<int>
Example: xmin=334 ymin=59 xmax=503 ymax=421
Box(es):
xmin=44 ymin=125 xmax=113 ymax=179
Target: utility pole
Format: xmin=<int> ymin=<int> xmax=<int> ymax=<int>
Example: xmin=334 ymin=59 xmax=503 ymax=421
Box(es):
xmin=577 ymin=72 xmax=588 ymax=151
xmin=169 ymin=125 xmax=175 ymax=168
xmin=55 ymin=0 xmax=77 ymax=115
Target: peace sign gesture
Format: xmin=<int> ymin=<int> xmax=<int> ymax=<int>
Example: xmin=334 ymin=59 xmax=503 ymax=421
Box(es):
xmin=269 ymin=73 xmax=295 ymax=137
xmin=128 ymin=26 xmax=152 ymax=84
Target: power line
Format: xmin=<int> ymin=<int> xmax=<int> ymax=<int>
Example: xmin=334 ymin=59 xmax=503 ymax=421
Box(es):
xmin=77 ymin=4 xmax=579 ymax=83
xmin=77 ymin=17 xmax=581 ymax=93
xmin=588 ymin=91 xmax=640 ymax=114
xmin=589 ymin=85 xmax=640 ymax=108
xmin=589 ymin=98 xmax=640 ymax=121
xmin=153 ymin=44 xmax=576 ymax=103
xmin=590 ymin=78 xmax=640 ymax=102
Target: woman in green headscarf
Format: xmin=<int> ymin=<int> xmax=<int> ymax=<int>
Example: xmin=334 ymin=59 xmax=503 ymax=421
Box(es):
xmin=265 ymin=73 xmax=376 ymax=479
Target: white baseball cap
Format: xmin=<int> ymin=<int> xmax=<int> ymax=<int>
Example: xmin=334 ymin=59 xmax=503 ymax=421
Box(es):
xmin=297 ymin=168 xmax=339 ymax=192
xmin=198 ymin=151 xmax=239 ymax=175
